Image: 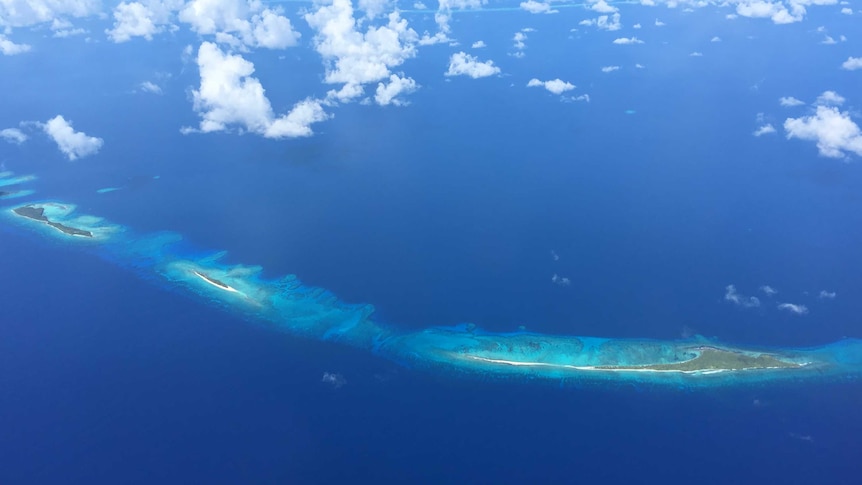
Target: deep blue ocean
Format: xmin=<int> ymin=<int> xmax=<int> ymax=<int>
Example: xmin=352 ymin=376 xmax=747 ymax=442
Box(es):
xmin=2 ymin=3 xmax=862 ymax=484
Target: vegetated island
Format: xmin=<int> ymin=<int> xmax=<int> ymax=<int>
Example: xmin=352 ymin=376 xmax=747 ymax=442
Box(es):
xmin=12 ymin=205 xmax=93 ymax=238
xmin=596 ymin=347 xmax=803 ymax=373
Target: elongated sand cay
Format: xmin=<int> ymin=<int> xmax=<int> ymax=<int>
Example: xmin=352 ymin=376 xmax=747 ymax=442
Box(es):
xmin=3 ymin=199 xmax=862 ymax=387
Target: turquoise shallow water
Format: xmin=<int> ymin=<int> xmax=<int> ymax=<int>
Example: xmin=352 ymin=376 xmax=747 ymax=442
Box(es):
xmin=5 ymin=188 xmax=862 ymax=389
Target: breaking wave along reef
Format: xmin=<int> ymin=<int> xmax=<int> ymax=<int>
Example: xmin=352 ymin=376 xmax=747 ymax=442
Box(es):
xmin=3 ymin=177 xmax=861 ymax=388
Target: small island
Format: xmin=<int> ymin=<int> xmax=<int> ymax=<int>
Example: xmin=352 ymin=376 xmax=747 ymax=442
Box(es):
xmin=12 ymin=205 xmax=93 ymax=238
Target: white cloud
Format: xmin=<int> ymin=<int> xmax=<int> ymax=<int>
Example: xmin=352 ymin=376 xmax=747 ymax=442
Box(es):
xmin=734 ymin=1 xmax=805 ymax=24
xmin=0 ymin=34 xmax=30 ymax=55
xmin=633 ymin=22 xmax=641 ymax=28
xmin=840 ymin=7 xmax=852 ymax=14
xmin=139 ymin=81 xmax=163 ymax=94
xmin=818 ymin=290 xmax=836 ymax=299
xmin=754 ymin=124 xmax=776 ymax=136
xmin=513 ymin=31 xmax=528 ymax=51
xmin=446 ymin=52 xmax=500 ymax=78
xmin=613 ymin=37 xmax=644 ymax=44
xmin=635 ymin=63 xmax=645 ymax=68
xmin=784 ymin=105 xmax=862 ymax=158
xmin=777 ymin=302 xmax=808 ymax=315
xmin=655 ymin=18 xmax=665 ymax=26
xmin=420 ymin=0 xmax=486 ymax=45
xmin=106 ymin=1 xmax=174 ymax=43
xmin=725 ymin=284 xmax=761 ymax=308
xmin=1 ymin=128 xmax=27 ymax=144
xmin=374 ymin=74 xmax=418 ymax=106
xmin=551 ymin=274 xmax=571 ymax=286
xmin=590 ymin=0 xmax=617 ymax=13
xmin=760 ymin=285 xmax=778 ymax=296
xmin=816 ymin=90 xmax=845 ymax=105
xmin=841 ymin=57 xmax=862 ymax=71
xmin=580 ymin=13 xmax=621 ymax=31
xmin=733 ymin=0 xmax=840 ymax=25
xmin=520 ymin=0 xmax=557 ymax=14
xmin=266 ymin=98 xmax=330 ymax=138
xmin=358 ymin=0 xmax=392 ymax=18
xmin=820 ymin=34 xmax=845 ymax=45
xmin=711 ymin=36 xmax=721 ymax=42
xmin=471 ymin=40 xmax=486 ymax=48
xmin=0 ymin=0 xmax=100 ymax=28
xmin=189 ymin=42 xmax=329 ymax=138
xmin=690 ymin=51 xmax=703 ymax=57
xmin=42 ymin=115 xmax=103 ymax=160
xmin=779 ymin=96 xmax=805 ymax=107
xmin=527 ymin=78 xmax=575 ymax=95
xmin=50 ymin=18 xmax=86 ymax=37
xmin=305 ymin=0 xmax=418 ymax=104
xmin=180 ymin=0 xmax=300 ymax=49
xmin=601 ymin=65 xmax=620 ymax=72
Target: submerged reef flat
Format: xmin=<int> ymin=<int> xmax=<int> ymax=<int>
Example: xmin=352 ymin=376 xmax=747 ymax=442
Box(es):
xmin=7 ymin=203 xmax=119 ymax=240
xmin=4 ymin=199 xmax=862 ymax=388
xmin=0 ymin=173 xmax=36 ymax=188
xmin=0 ymin=189 xmax=35 ymax=200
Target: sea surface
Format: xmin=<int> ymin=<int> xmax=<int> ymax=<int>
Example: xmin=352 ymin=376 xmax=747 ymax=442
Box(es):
xmin=2 ymin=3 xmax=862 ymax=484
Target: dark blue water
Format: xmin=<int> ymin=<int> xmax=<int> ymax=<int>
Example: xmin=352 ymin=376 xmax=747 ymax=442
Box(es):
xmin=2 ymin=232 xmax=862 ymax=484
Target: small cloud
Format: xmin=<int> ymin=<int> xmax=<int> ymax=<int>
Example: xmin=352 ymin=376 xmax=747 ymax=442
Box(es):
xmin=816 ymin=90 xmax=845 ymax=106
xmin=375 ymin=74 xmax=418 ymax=106
xmin=760 ymin=285 xmax=778 ymax=296
xmin=527 ymin=78 xmax=575 ymax=95
xmin=841 ymin=57 xmax=862 ymax=71
xmin=520 ymin=0 xmax=557 ymax=14
xmin=414 ymin=2 xmax=427 ymax=8
xmin=562 ymin=94 xmax=590 ymax=103
xmin=818 ymin=290 xmax=836 ymax=299
xmin=551 ymin=274 xmax=571 ymax=286
xmin=601 ymin=65 xmax=620 ymax=72
xmin=590 ymin=0 xmax=617 ymax=13
xmin=725 ymin=284 xmax=761 ymax=308
xmin=655 ymin=19 xmax=665 ymax=26
xmin=711 ymin=36 xmax=722 ymax=42
xmin=689 ymin=51 xmax=703 ymax=57
xmin=550 ymin=250 xmax=559 ymax=261
xmin=754 ymin=124 xmax=776 ymax=136
xmin=779 ymin=96 xmax=805 ymax=107
xmin=513 ymin=31 xmax=528 ymax=51
xmin=0 ymin=128 xmax=27 ymax=144
xmin=471 ymin=40 xmax=486 ymax=48
xmin=0 ymin=34 xmax=31 ymax=55
xmin=41 ymin=115 xmax=103 ymax=160
xmin=139 ymin=81 xmax=162 ymax=94
xmin=446 ymin=52 xmax=501 ymax=78
xmin=633 ymin=23 xmax=642 ymax=29
xmin=635 ymin=63 xmax=645 ymax=69
xmin=580 ymin=13 xmax=621 ymax=31
xmin=613 ymin=37 xmax=644 ymax=45
xmin=841 ymin=7 xmax=852 ymax=15
xmin=322 ymin=372 xmax=347 ymax=389
xmin=821 ymin=35 xmax=844 ymax=45
xmin=777 ymin=303 xmax=808 ymax=315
